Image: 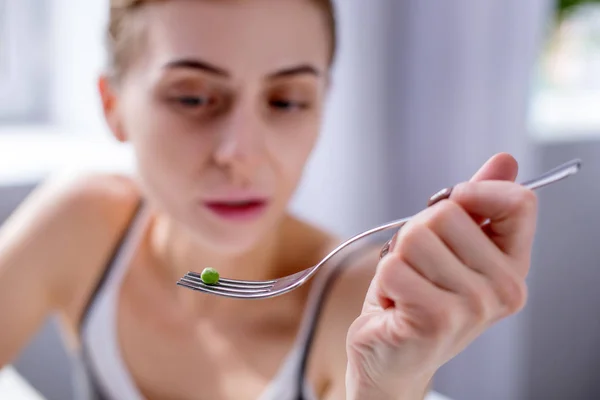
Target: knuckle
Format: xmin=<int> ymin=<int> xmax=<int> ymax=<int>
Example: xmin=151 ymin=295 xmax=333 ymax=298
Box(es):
xmin=395 ymin=222 xmax=428 ymax=255
xmin=463 ymin=282 xmax=493 ymax=321
xmin=428 ymin=199 xmax=463 ymax=229
xmin=377 ymin=252 xmax=409 ymax=282
xmin=511 ymin=187 xmax=538 ymax=214
xmin=501 ymin=275 xmax=528 ymax=314
xmin=450 ymin=181 xmax=469 ymax=198
xmin=378 ymin=251 xmax=400 ymax=274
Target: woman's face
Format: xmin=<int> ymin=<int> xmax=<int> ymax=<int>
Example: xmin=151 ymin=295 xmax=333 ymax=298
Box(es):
xmin=102 ymin=0 xmax=331 ymax=253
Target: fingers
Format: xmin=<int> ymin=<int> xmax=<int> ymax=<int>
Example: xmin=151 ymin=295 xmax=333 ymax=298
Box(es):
xmin=400 ymin=200 xmax=528 ymax=315
xmin=374 ymin=254 xmax=459 ymax=337
xmin=426 ymin=153 xmax=518 ymax=209
xmin=393 ymin=221 xmax=484 ymax=296
xmin=423 ymin=154 xmax=535 ymax=262
xmin=422 ymin=153 xmax=518 ymax=225
xmin=450 ymin=180 xmax=538 ymax=263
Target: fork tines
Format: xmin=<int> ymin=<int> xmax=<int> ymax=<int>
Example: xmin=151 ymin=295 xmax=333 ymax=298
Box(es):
xmin=177 ymin=271 xmax=276 ymax=298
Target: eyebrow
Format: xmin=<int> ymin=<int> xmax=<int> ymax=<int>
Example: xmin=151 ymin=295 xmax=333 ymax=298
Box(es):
xmin=164 ymin=59 xmax=229 ymax=77
xmin=267 ymin=65 xmax=321 ymax=79
xmin=163 ymin=58 xmax=322 ymax=80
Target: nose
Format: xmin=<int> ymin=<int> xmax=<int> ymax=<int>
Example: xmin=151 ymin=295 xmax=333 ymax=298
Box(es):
xmin=213 ymin=101 xmax=265 ymax=185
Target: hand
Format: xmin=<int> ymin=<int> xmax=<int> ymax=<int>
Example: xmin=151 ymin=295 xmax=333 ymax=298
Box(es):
xmin=345 ymin=153 xmax=537 ymax=399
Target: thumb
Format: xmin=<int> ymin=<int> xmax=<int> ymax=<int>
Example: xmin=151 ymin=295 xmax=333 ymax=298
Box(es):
xmin=428 ymin=153 xmax=519 ymax=206
xmin=423 ymin=153 xmax=520 ymax=229
xmin=458 ymin=153 xmax=523 ymax=239
xmin=470 ymin=152 xmax=519 ymax=183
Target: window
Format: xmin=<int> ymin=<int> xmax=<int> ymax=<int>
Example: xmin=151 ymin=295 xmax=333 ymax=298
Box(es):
xmin=0 ymin=0 xmax=51 ymax=124
xmin=529 ymin=3 xmax=600 ymax=139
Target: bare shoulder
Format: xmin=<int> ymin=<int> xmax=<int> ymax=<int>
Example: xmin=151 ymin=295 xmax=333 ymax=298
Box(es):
xmin=35 ymin=172 xmax=138 ymax=211
xmin=3 ymin=172 xmax=140 ymax=245
xmin=0 ymin=171 xmax=140 ymax=314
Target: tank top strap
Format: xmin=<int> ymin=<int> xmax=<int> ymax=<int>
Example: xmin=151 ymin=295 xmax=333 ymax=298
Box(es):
xmin=79 ymin=199 xmax=146 ymax=331
xmin=294 ymin=240 xmax=380 ymax=398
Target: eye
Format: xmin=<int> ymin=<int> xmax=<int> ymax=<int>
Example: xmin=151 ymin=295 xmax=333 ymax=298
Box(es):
xmin=269 ymin=99 xmax=308 ymax=111
xmin=176 ymin=96 xmax=210 ymax=107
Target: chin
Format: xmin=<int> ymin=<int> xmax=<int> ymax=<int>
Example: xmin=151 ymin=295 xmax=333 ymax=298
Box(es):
xmin=188 ymin=214 xmax=275 ymax=254
xmin=193 ymin=199 xmax=282 ymax=249
xmin=164 ymin=194 xmax=285 ymax=254
xmin=197 ymin=229 xmax=266 ymax=255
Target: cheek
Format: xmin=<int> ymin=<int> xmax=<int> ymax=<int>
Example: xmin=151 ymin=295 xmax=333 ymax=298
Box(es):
xmin=269 ymin=125 xmax=319 ymax=190
xmin=122 ymin=97 xmax=213 ymax=192
xmin=125 ymin=97 xmax=206 ymax=160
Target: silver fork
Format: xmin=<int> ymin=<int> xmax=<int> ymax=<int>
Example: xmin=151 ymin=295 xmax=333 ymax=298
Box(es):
xmin=177 ymin=159 xmax=582 ymax=299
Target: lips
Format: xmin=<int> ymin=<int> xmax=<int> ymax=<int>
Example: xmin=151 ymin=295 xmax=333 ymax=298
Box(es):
xmin=203 ymin=198 xmax=269 ymax=221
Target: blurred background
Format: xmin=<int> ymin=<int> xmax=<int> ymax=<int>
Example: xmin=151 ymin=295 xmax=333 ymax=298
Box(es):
xmin=0 ymin=0 xmax=599 ymax=399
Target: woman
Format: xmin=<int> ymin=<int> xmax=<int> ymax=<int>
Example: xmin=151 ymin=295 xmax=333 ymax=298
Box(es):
xmin=0 ymin=0 xmax=537 ymax=399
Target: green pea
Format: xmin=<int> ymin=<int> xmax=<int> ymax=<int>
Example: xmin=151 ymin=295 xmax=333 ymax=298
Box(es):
xmin=200 ymin=267 xmax=220 ymax=285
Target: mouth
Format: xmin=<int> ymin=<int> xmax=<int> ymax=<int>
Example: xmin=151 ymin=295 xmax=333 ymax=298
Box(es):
xmin=203 ymin=199 xmax=269 ymax=221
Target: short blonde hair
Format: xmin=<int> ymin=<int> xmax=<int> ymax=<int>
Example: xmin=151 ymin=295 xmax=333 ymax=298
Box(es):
xmin=107 ymin=0 xmax=337 ymax=80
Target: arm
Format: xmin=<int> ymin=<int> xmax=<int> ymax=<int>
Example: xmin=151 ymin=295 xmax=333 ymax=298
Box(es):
xmin=0 ymin=173 xmax=138 ymax=366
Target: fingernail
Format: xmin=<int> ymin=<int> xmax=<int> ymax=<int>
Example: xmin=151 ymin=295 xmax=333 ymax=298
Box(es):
xmin=389 ymin=232 xmax=398 ymax=252
xmin=390 ymin=232 xmax=398 ymax=250
xmin=427 ymin=187 xmax=453 ymax=207
xmin=379 ymin=232 xmax=398 ymax=259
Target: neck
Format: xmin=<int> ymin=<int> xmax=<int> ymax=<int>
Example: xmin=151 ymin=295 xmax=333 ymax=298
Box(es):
xmin=149 ymin=213 xmax=290 ymax=284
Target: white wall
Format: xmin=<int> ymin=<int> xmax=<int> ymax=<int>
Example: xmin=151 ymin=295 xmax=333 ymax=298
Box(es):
xmin=49 ymin=0 xmax=109 ymax=132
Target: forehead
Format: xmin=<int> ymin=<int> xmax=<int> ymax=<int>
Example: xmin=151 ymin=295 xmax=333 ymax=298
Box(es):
xmin=140 ymin=0 xmax=330 ymax=78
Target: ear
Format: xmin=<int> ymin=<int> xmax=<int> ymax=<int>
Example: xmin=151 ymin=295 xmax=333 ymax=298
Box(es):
xmin=98 ymin=75 xmax=127 ymax=143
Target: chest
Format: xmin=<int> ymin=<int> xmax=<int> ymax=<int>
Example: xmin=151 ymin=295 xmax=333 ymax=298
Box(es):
xmin=113 ymin=272 xmax=322 ymax=400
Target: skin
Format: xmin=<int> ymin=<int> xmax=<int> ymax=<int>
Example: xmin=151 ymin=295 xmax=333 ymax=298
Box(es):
xmin=0 ymin=1 xmax=538 ymax=399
